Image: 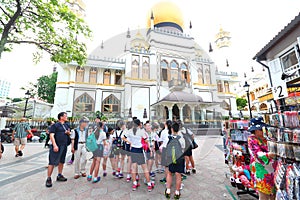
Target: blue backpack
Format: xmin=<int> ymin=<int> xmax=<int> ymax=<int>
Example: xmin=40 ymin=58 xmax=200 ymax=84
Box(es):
xmin=86 ymin=133 xmax=98 ymax=152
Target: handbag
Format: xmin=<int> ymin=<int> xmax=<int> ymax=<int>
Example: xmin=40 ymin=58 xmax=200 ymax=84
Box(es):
xmin=86 ymin=133 xmax=98 ymax=152
xmin=192 ymin=140 xmax=198 ymax=149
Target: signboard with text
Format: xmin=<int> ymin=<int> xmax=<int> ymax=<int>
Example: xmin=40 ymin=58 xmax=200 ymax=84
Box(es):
xmin=269 ymin=58 xmax=288 ymax=100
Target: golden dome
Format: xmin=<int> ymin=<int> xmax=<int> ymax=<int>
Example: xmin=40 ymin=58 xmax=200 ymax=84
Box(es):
xmin=147 ymin=2 xmax=184 ymax=31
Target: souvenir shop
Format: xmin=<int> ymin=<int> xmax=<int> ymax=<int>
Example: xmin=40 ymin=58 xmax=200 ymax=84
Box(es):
xmin=225 ymin=108 xmax=300 ymax=199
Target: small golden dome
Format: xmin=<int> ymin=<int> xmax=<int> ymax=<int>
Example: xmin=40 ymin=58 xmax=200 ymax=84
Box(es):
xmin=147 ymin=1 xmax=184 ymax=31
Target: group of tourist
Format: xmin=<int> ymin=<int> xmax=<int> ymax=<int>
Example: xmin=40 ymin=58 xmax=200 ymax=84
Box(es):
xmin=44 ymin=112 xmax=198 ymax=199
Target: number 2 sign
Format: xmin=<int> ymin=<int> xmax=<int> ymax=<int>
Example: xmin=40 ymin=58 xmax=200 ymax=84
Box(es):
xmin=273 ymin=85 xmax=288 ymax=100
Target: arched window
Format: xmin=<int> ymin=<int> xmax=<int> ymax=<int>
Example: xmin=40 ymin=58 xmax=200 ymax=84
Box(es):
xmin=74 ymin=93 xmax=95 ymax=113
xmin=102 ymin=94 xmax=120 ymax=113
xmin=205 ymin=65 xmax=211 ymax=84
xmin=89 ymin=67 xmax=97 ymax=84
xmin=161 ymin=60 xmax=169 ymax=81
xmin=180 ymin=63 xmax=190 ymax=83
xmin=217 ymin=80 xmax=223 ymax=92
xmin=103 ymin=69 xmax=111 ymax=85
xmin=132 ymin=55 xmax=139 ymax=78
xmin=170 ymin=60 xmax=179 ymax=80
xmin=76 ymin=66 xmax=84 ymax=82
xmin=224 ymin=81 xmax=230 ymax=93
xmin=250 ymin=92 xmax=255 ymax=101
xmin=198 ymin=65 xmax=203 ymax=84
xmin=142 ymin=59 xmax=149 ymax=79
xmin=115 ymin=70 xmax=122 ymax=85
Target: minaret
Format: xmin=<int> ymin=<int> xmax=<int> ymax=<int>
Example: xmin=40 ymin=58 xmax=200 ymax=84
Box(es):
xmin=189 ymin=20 xmax=192 ymax=36
xmin=214 ymin=26 xmax=231 ymax=70
xmin=150 ymin=11 xmax=154 ymax=29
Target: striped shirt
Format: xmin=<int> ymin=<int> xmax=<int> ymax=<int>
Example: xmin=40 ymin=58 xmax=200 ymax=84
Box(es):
xmin=14 ymin=122 xmax=31 ymax=138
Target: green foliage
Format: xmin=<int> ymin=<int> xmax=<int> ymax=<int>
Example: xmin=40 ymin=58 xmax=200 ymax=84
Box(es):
xmin=12 ymin=97 xmax=23 ymax=102
xmin=37 ymin=72 xmax=57 ymax=103
xmin=0 ymin=0 xmax=92 ymax=65
xmin=236 ymin=97 xmax=247 ymax=110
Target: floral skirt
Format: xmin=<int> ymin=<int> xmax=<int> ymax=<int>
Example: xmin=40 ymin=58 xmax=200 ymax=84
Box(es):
xmin=250 ymin=162 xmax=276 ymax=195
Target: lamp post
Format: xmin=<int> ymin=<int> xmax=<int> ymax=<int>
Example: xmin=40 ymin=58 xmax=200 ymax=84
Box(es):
xmin=23 ymin=90 xmax=31 ymax=117
xmin=243 ymin=81 xmax=253 ymax=119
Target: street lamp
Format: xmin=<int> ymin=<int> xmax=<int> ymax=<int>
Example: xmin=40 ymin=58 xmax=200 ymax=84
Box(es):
xmin=243 ymin=81 xmax=253 ymax=119
xmin=23 ymin=90 xmax=31 ymax=117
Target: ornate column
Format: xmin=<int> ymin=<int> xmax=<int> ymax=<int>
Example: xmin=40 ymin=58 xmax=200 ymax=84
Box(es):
xmin=177 ymin=104 xmax=184 ymax=122
xmin=191 ymin=105 xmax=196 ymax=124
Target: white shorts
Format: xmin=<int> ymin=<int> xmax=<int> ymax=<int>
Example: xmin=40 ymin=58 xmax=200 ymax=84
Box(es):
xmin=14 ymin=137 xmax=27 ymax=146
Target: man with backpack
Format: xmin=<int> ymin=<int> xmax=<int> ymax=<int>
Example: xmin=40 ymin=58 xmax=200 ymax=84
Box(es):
xmin=70 ymin=117 xmax=89 ymax=179
xmin=45 ymin=112 xmax=71 ymax=188
xmin=165 ymin=121 xmax=185 ymax=199
xmin=12 ymin=118 xmax=33 ymax=157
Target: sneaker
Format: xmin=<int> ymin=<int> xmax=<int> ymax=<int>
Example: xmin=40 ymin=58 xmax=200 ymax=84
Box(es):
xmin=150 ymin=172 xmax=156 ymax=177
xmin=103 ymin=172 xmax=107 ymax=177
xmin=147 ymin=185 xmax=153 ymax=192
xmin=164 ymin=189 xmax=171 ymax=199
xmin=126 ymin=177 xmax=131 ymax=182
xmin=115 ymin=173 xmax=119 ymax=179
xmin=132 ymin=183 xmax=140 ymax=191
xmin=181 ymin=174 xmax=187 ymax=181
xmin=92 ymin=177 xmax=101 ymax=183
xmin=192 ymin=168 xmax=196 ymax=174
xmin=118 ymin=173 xmax=124 ymax=178
xmin=74 ymin=175 xmax=80 ymax=179
xmin=45 ymin=177 xmax=52 ymax=188
xmin=87 ymin=175 xmax=92 ymax=181
xmin=160 ymin=177 xmax=166 ymax=184
xmin=67 ymin=160 xmax=73 ymax=165
xmin=174 ymin=193 xmax=181 ymax=199
xmin=15 ymin=154 xmax=19 ymax=157
xmin=185 ymin=170 xmax=191 ymax=175
xmin=57 ymin=175 xmax=67 ymax=182
xmin=112 ymin=172 xmax=116 ymax=176
xmin=151 ymin=182 xmax=155 ymax=188
xmin=18 ymin=150 xmax=23 ymax=157
xmin=180 ymin=183 xmax=184 ymax=190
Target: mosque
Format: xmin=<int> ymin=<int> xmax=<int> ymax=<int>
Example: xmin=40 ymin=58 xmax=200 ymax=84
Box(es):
xmin=52 ymin=1 xmax=239 ymax=124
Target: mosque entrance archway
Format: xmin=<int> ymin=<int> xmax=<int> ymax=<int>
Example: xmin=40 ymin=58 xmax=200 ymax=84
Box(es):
xmin=164 ymin=106 xmax=169 ymax=119
xmin=183 ymin=104 xmax=191 ymax=122
xmin=172 ymin=104 xmax=179 ymax=121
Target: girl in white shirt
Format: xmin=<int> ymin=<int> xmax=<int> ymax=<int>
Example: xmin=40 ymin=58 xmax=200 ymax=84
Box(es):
xmin=123 ymin=119 xmax=153 ymax=192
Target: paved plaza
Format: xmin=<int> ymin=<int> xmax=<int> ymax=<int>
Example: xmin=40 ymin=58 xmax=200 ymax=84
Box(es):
xmin=0 ymin=136 xmax=255 ymax=200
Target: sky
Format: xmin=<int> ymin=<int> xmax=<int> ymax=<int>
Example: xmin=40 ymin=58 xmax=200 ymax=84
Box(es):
xmin=0 ymin=0 xmax=299 ymax=98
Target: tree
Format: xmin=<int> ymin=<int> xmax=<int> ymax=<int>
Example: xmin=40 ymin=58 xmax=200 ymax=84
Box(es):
xmin=36 ymin=72 xmax=57 ymax=103
xmin=12 ymin=97 xmax=23 ymax=102
xmin=0 ymin=0 xmax=91 ymax=65
xmin=236 ymin=97 xmax=247 ymax=110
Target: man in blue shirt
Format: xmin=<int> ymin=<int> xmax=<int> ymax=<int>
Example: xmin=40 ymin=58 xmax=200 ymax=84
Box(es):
xmin=12 ymin=118 xmax=33 ymax=157
xmin=45 ymin=112 xmax=71 ymax=188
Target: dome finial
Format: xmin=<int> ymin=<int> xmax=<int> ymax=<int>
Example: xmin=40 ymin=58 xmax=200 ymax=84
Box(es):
xmin=209 ymin=42 xmax=213 ymax=53
xmin=126 ymin=27 xmax=131 ymax=38
xmin=101 ymin=40 xmax=104 ymax=49
xmin=189 ymin=21 xmax=192 ymax=29
xmin=150 ymin=10 xmax=154 ymax=20
xmin=226 ymin=59 xmax=229 ymax=67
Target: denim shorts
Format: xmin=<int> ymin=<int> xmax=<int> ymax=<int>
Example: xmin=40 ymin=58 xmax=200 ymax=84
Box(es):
xmin=49 ymin=145 xmax=67 ymax=166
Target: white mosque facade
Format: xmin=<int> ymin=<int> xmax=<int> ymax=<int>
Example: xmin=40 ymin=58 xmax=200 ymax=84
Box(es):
xmin=52 ymin=2 xmax=237 ymax=123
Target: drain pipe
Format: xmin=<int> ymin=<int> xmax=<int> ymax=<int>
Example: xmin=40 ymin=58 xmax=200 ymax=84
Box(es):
xmin=255 ymin=59 xmax=273 ymax=87
xmin=255 ymin=58 xmax=277 ymax=112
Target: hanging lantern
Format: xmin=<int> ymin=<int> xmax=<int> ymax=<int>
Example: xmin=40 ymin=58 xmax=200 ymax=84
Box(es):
xmin=143 ymin=108 xmax=147 ymax=119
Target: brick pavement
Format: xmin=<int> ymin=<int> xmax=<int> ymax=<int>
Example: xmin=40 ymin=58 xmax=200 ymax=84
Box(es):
xmin=0 ymin=136 xmax=255 ymax=200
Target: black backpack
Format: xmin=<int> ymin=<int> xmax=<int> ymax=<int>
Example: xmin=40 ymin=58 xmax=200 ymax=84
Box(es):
xmin=114 ymin=131 xmax=123 ymax=148
xmin=166 ymin=135 xmax=184 ymax=165
xmin=182 ymin=128 xmax=194 ymax=150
